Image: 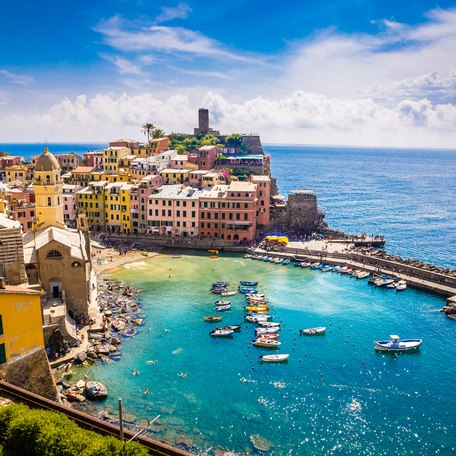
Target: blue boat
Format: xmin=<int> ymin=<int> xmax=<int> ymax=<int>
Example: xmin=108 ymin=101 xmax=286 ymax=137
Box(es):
xmin=282 ymin=259 xmax=291 ymax=265
xmin=240 ymin=281 xmax=258 ymax=286
xmin=239 ymin=287 xmax=258 ymax=294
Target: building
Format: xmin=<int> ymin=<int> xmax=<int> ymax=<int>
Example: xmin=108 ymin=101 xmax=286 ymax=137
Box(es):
xmin=62 ymin=184 xmax=82 ymax=228
xmin=134 ymin=175 xmax=162 ymax=234
xmin=0 ymin=282 xmax=44 ymax=367
xmin=70 ymin=166 xmax=96 ymax=186
xmin=159 ymin=168 xmax=190 ymax=185
xmin=0 ymin=155 xmax=23 ymax=182
xmin=193 ymin=108 xmax=220 ymax=136
xmin=147 ymin=137 xmax=169 ymax=155
xmin=76 ymin=181 xmax=107 ymax=230
xmin=170 ymin=154 xmax=189 ymax=169
xmin=109 ymin=139 xmax=140 ymax=149
xmin=5 ymin=164 xmax=29 ymax=184
xmin=188 ymin=145 xmax=218 ymax=170
xmin=82 ymin=150 xmax=104 ymax=169
xmin=251 ymin=175 xmax=271 ymax=227
xmin=148 ymin=185 xmax=201 ymax=237
xmin=55 ymin=153 xmax=82 ymax=173
xmin=102 ymin=147 xmax=130 ymax=173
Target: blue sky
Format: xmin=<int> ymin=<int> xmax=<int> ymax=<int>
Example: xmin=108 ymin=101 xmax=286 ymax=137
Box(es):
xmin=1 ymin=0 xmax=456 ymax=147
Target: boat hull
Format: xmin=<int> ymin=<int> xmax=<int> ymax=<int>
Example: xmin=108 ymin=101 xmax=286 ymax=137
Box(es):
xmin=375 ymin=339 xmax=422 ymax=351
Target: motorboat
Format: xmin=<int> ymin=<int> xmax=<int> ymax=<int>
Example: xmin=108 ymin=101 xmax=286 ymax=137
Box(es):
xmin=310 ymin=263 xmax=321 ymax=270
xmin=356 ymin=271 xmax=370 ymax=279
xmin=245 ymin=315 xmax=270 ymax=323
xmin=243 ymin=254 xmax=252 ymax=259
xmin=274 ymin=258 xmax=284 ymax=264
xmin=386 ymin=281 xmax=397 ymax=288
xmin=246 ymin=293 xmax=265 ymax=299
xmin=374 ymin=335 xmax=422 ymax=352
xmin=240 ymin=281 xmax=258 ymax=286
xmin=300 ymin=326 xmax=326 ymax=335
xmin=396 ymin=280 xmax=407 ymax=291
xmin=253 ymin=338 xmax=281 ymax=348
xmin=215 ymin=300 xmax=231 ymax=306
xmin=211 ymin=288 xmax=227 ymax=294
xmin=256 ymin=326 xmax=280 ymax=334
xmin=239 ymin=287 xmax=258 ymax=294
xmin=210 ymin=328 xmax=233 ymax=337
xmin=216 ymin=304 xmax=231 ymax=311
xmin=245 ymin=306 xmax=269 ymax=313
xmin=376 ymin=277 xmax=395 ymax=287
xmin=340 ymin=267 xmax=353 ymax=275
xmin=260 ymin=354 xmax=289 ymax=363
xmin=321 ymin=264 xmax=333 ymax=272
xmin=257 ymin=321 xmax=281 ymax=328
xmin=332 ymin=266 xmax=341 ymax=272
xmin=257 ymin=333 xmax=279 ymax=339
xmin=204 ymin=316 xmax=222 ymax=322
xmin=282 ymin=259 xmax=291 ymax=265
xmin=219 ymin=324 xmax=242 ymax=332
xmin=300 ymin=262 xmax=312 ymax=268
xmin=212 ymin=281 xmax=229 ymax=288
xmin=351 ymin=269 xmax=362 ymax=277
xmin=221 ymin=291 xmax=237 ymax=297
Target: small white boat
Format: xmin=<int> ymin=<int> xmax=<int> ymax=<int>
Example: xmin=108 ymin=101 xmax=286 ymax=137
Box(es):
xmin=210 ymin=329 xmax=234 ymax=337
xmin=300 ymin=326 xmax=326 ymax=335
xmin=246 ymin=293 xmax=265 ymax=299
xmin=374 ymin=335 xmax=422 ymax=352
xmin=260 ymin=354 xmax=289 ymax=363
xmin=256 ymin=326 xmax=280 ymax=334
xmin=245 ymin=315 xmax=269 ymax=323
xmin=258 ymin=321 xmax=281 ymax=328
xmin=253 ymin=338 xmax=281 ymax=348
xmin=216 ymin=304 xmax=231 ymax=311
xmin=351 ymin=269 xmax=362 ymax=277
xmin=221 ymin=291 xmax=237 ymax=297
xmin=215 ymin=300 xmax=231 ymax=306
xmin=395 ymin=280 xmax=407 ymax=291
xmin=356 ymin=271 xmax=370 ymax=279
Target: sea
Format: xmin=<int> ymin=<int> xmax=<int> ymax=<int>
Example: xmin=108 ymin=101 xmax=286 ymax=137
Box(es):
xmin=2 ymin=143 xmax=456 ymax=454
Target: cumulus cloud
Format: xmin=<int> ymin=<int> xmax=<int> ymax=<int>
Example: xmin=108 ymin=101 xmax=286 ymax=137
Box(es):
xmin=156 ymin=3 xmax=192 ymax=23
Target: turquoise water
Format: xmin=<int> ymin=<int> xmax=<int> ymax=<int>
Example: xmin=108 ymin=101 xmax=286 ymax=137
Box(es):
xmin=84 ymin=253 xmax=455 ymax=454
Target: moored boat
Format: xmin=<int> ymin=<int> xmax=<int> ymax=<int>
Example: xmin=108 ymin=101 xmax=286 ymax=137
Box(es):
xmin=221 ymin=291 xmax=237 ymax=297
xmin=215 ymin=300 xmax=231 ymax=306
xmin=253 ymin=338 xmax=281 ymax=348
xmin=239 ymin=287 xmax=258 ymax=294
xmin=356 ymin=271 xmax=370 ymax=279
xmin=216 ymin=304 xmax=231 ymax=311
xmin=300 ymin=326 xmax=326 ymax=335
xmin=282 ymin=259 xmax=291 ymax=265
xmin=256 ymin=326 xmax=280 ymax=334
xmin=395 ymin=280 xmax=407 ymax=291
xmin=240 ymin=281 xmax=258 ymax=286
xmin=219 ymin=324 xmax=242 ymax=331
xmin=204 ymin=315 xmax=222 ymax=322
xmin=245 ymin=315 xmax=270 ymax=323
xmin=340 ymin=267 xmax=353 ymax=274
xmin=374 ymin=335 xmax=422 ymax=352
xmin=257 ymin=321 xmax=281 ymax=328
xmin=256 ymin=333 xmax=279 ymax=339
xmin=260 ymin=354 xmax=289 ymax=363
xmin=210 ymin=328 xmax=234 ymax=337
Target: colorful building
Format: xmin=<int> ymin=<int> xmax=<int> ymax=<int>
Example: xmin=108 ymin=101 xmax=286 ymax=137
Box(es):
xmin=76 ymin=181 xmax=107 ymax=230
xmin=55 ymin=153 xmax=82 ymax=173
xmin=147 ymin=137 xmax=169 ymax=155
xmin=159 ymin=168 xmax=190 ymax=185
xmin=62 ymin=184 xmax=82 ymax=228
xmin=188 ymin=145 xmax=218 ymax=170
xmin=82 ymin=150 xmax=104 ymax=169
xmin=70 ymin=166 xmax=96 ymax=187
xmin=251 ymin=175 xmax=271 ymax=227
xmin=102 ymin=147 xmax=130 ymax=173
xmin=0 ymin=282 xmax=44 ymax=366
xmin=5 ymin=164 xmax=29 ymax=183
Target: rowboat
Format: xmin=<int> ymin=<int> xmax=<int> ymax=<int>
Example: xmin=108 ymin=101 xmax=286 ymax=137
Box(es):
xmin=244 ymin=305 xmax=269 ymax=312
xmin=256 ymin=333 xmax=279 ymax=339
xmin=245 ymin=309 xmax=270 ymax=315
xmin=374 ymin=335 xmax=422 ymax=352
xmin=356 ymin=271 xmax=370 ymax=279
xmin=216 ymin=304 xmax=231 ymax=311
xmin=239 ymin=287 xmax=258 ymax=294
xmin=245 ymin=315 xmax=270 ymax=323
xmin=256 ymin=326 xmax=280 ymax=334
xmin=215 ymin=300 xmax=231 ymax=306
xmin=219 ymin=324 xmax=242 ymax=332
xmin=212 ymin=281 xmax=229 ymax=288
xmin=221 ymin=291 xmax=237 ymax=296
xmin=340 ymin=267 xmax=353 ymax=274
xmin=253 ymin=338 xmax=281 ymax=348
xmin=204 ymin=315 xmax=222 ymax=322
xmin=246 ymin=293 xmax=265 ymax=299
xmin=395 ymin=280 xmax=407 ymax=291
xmin=300 ymin=262 xmax=311 ymax=268
xmin=282 ymin=259 xmax=291 ymax=265
xmin=300 ymin=326 xmax=326 ymax=335
xmin=210 ymin=329 xmax=233 ymax=337
xmin=260 ymin=354 xmax=289 ymax=363
xmin=211 ymin=288 xmax=227 ymax=294
xmin=239 ymin=281 xmax=258 ymax=286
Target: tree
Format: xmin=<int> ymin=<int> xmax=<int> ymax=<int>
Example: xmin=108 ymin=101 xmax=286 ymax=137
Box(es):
xmin=151 ymin=128 xmax=165 ymax=139
xmin=141 ymin=123 xmax=155 ymax=143
xmin=225 ymin=133 xmax=242 ymax=148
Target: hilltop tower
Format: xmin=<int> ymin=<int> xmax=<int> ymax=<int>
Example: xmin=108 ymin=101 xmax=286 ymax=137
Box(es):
xmin=32 ymin=147 xmax=65 ymax=231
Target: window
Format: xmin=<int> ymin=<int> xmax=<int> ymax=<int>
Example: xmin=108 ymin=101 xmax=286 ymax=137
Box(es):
xmin=0 ymin=315 xmax=3 ymax=335
xmin=46 ymin=250 xmax=63 ymax=259
xmin=47 ymin=197 xmax=52 ymax=206
xmin=0 ymin=343 xmax=6 ymax=365
xmin=191 ymin=211 xmax=195 ymax=218
xmin=244 ymin=213 xmax=248 ymax=220
xmin=236 ymin=213 xmax=240 ymax=220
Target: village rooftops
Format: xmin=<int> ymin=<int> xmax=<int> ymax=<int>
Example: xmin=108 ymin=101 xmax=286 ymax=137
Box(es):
xmin=251 ymin=175 xmax=271 ymax=182
xmin=227 ymin=181 xmax=256 ymax=192
xmin=159 ymin=168 xmax=189 ymax=174
xmin=72 ymin=166 xmax=95 ymax=173
xmin=149 ymin=184 xmax=202 ymax=200
xmin=0 ymin=284 xmax=42 ymax=295
xmin=0 ymin=212 xmax=21 ymax=230
xmin=173 ymin=155 xmax=188 ymax=161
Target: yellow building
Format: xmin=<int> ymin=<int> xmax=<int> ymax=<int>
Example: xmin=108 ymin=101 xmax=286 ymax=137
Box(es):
xmin=100 ymin=173 xmax=130 ymax=183
xmin=0 ymin=282 xmax=44 ymax=366
xmin=76 ymin=181 xmax=107 ymax=230
xmin=159 ymin=168 xmax=190 ymax=185
xmin=5 ymin=164 xmax=29 ymax=183
xmin=119 ymin=184 xmax=133 ymax=233
xmin=70 ymin=166 xmax=95 ymax=186
xmin=33 ymin=147 xmax=65 ymax=231
xmin=102 ymin=147 xmax=130 ymax=173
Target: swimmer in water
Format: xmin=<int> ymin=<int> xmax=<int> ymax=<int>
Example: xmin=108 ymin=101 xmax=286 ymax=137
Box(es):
xmin=349 ymin=399 xmax=362 ymax=411
xmin=146 ymin=360 xmax=157 ymax=365
xmin=178 ymin=372 xmax=187 ymax=378
xmin=144 ymin=388 xmax=149 ymax=395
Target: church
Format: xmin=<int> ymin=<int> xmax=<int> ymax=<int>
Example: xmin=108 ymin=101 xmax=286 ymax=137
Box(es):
xmin=22 ymin=147 xmax=92 ymax=324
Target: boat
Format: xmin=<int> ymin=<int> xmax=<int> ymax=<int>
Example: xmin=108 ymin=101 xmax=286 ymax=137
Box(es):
xmin=386 ymin=281 xmax=397 ymax=288
xmin=204 ymin=316 xmax=222 ymax=322
xmin=216 ymin=304 xmax=231 ymax=311
xmin=253 ymin=338 xmax=281 ymax=348
xmin=85 ymin=381 xmax=108 ymax=400
xmin=396 ymin=280 xmax=407 ymax=291
xmin=274 ymin=258 xmax=284 ymax=264
xmin=257 ymin=333 xmax=280 ymax=339
xmin=239 ymin=287 xmax=258 ymax=294
xmin=219 ymin=324 xmax=242 ymax=332
xmin=246 ymin=293 xmax=265 ymax=299
xmin=282 ymin=259 xmax=291 ymax=265
xmin=340 ymin=267 xmax=353 ymax=275
xmin=310 ymin=262 xmax=321 ymax=270
xmin=300 ymin=262 xmax=312 ymax=268
xmin=212 ymin=281 xmax=229 ymax=288
xmin=243 ymin=254 xmax=252 ymax=259
xmin=376 ymin=277 xmax=395 ymax=287
xmin=208 ymin=249 xmax=219 ymax=254
xmin=211 ymin=288 xmax=227 ymax=294
xmin=245 ymin=309 xmax=270 ymax=315
xmin=256 ymin=326 xmax=280 ymax=334
xmin=215 ymin=300 xmax=231 ymax=306
xmin=374 ymin=335 xmax=422 ymax=352
xmin=210 ymin=328 xmax=233 ymax=337
xmin=332 ymin=265 xmax=341 ymax=272
xmin=356 ymin=271 xmax=370 ymax=279
xmin=245 ymin=315 xmax=270 ymax=323
xmin=257 ymin=321 xmax=281 ymax=328
xmin=244 ymin=304 xmax=269 ymax=310
xmin=300 ymin=326 xmax=326 ymax=335
xmin=240 ymin=281 xmax=258 ymax=286
xmin=321 ymin=264 xmax=333 ymax=272
xmin=221 ymin=291 xmax=237 ymax=297
xmin=260 ymin=354 xmax=289 ymax=363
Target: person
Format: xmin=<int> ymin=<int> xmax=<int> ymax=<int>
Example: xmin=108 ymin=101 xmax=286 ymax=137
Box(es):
xmin=144 ymin=388 xmax=149 ymax=395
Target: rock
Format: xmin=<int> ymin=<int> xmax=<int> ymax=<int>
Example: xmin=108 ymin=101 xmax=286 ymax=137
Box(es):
xmin=249 ymin=434 xmax=273 ymax=453
xmin=66 ymin=392 xmax=86 ymax=402
xmin=110 ymin=337 xmax=121 ymax=345
xmin=73 ymin=352 xmax=87 ymax=364
xmin=87 ymin=350 xmax=98 ymax=360
xmin=108 ymin=345 xmax=117 ymax=353
xmin=62 ymin=381 xmax=72 ymax=389
xmin=175 ymin=435 xmax=194 ymax=451
xmin=84 ymin=381 xmax=108 ymax=400
xmin=76 ymin=379 xmax=86 ymax=389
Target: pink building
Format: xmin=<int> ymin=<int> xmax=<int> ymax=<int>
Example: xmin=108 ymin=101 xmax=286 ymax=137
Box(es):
xmin=82 ymin=150 xmax=104 ymax=169
xmin=170 ymin=154 xmax=189 ymax=169
xmin=109 ymin=139 xmax=140 ymax=149
xmin=251 ymin=175 xmax=271 ymax=227
xmin=188 ymin=170 xmax=209 ymax=187
xmin=63 ymin=184 xmax=82 ymax=228
xmin=147 ymin=185 xmax=201 ymax=237
xmin=188 ymin=145 xmax=217 ymax=170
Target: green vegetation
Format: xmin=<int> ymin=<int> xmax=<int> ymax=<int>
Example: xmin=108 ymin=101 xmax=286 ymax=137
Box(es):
xmin=225 ymin=134 xmax=249 ymax=153
xmin=151 ymin=128 xmax=165 ymax=139
xmin=141 ymin=123 xmax=155 ymax=142
xmin=169 ymin=132 xmax=222 ymax=153
xmin=0 ymin=404 xmax=148 ymax=456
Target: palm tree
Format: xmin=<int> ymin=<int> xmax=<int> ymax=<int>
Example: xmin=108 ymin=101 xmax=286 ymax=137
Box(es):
xmin=141 ymin=123 xmax=155 ymax=143
xmin=151 ymin=128 xmax=165 ymax=139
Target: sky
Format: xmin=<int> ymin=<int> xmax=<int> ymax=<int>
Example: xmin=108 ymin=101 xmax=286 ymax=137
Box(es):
xmin=1 ymin=0 xmax=456 ymax=148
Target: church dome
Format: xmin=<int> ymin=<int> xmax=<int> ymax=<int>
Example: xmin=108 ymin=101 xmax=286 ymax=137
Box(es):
xmin=35 ymin=147 xmax=60 ymax=172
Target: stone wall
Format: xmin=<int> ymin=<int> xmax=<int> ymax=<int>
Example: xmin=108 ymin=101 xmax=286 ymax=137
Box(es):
xmin=5 ymin=347 xmax=59 ymax=401
xmin=0 ymin=226 xmax=27 ymax=283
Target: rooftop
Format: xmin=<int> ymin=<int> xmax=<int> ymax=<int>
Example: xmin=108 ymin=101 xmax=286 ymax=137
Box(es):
xmin=150 ymin=184 xmax=202 ymax=200
xmin=72 ymin=166 xmax=95 ymax=173
xmin=0 ymin=285 xmax=42 ymax=295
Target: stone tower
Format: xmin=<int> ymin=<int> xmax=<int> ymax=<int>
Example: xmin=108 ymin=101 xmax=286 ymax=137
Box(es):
xmin=32 ymin=147 xmax=65 ymax=231
xmin=194 ymin=108 xmax=210 ymax=135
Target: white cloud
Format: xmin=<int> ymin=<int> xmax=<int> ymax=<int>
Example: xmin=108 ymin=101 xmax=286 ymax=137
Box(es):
xmin=156 ymin=3 xmax=192 ymax=23
xmin=0 ymin=69 xmax=33 ymax=85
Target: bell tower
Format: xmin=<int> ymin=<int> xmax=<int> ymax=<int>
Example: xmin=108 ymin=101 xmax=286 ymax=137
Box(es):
xmin=33 ymin=146 xmax=65 ymax=231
